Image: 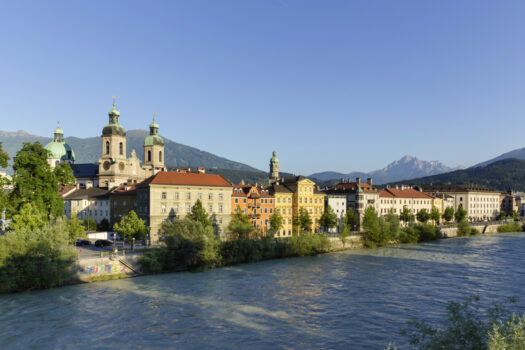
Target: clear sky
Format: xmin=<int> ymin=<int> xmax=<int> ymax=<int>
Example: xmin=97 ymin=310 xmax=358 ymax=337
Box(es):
xmin=1 ymin=1 xmax=524 ymax=175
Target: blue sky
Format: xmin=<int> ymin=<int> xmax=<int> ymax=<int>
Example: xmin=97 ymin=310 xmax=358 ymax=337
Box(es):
xmin=0 ymin=1 xmax=524 ymax=175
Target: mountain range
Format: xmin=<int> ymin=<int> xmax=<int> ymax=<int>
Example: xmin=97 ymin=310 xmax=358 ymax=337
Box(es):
xmin=0 ymin=129 xmax=260 ymax=172
xmin=473 ymin=147 xmax=525 ymax=168
xmin=393 ymin=158 xmax=525 ymax=192
xmin=309 ymin=155 xmax=461 ymax=184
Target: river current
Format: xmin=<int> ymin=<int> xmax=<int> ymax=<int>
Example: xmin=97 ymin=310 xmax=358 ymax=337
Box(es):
xmin=1 ymin=233 xmax=525 ymax=349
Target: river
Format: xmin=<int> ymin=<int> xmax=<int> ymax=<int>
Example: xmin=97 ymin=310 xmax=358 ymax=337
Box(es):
xmin=1 ymin=233 xmax=525 ymax=349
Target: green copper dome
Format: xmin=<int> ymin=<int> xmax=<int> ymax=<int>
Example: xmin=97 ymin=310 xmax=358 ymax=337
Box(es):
xmin=145 ymin=117 xmax=163 ymax=146
xmin=45 ymin=139 xmax=75 ymax=161
xmin=149 ymin=119 xmax=159 ymax=129
xmin=108 ymin=106 xmax=120 ymax=117
xmin=103 ymin=104 xmax=126 ymax=136
xmin=54 ymin=126 xmax=64 ymax=135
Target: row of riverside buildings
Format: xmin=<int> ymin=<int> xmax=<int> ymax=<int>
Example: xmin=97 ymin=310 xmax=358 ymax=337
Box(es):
xmin=49 ymin=102 xmax=512 ymax=244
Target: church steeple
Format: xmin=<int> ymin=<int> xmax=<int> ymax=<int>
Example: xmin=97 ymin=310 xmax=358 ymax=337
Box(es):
xmin=53 ymin=122 xmax=64 ymax=142
xmin=269 ymin=151 xmax=280 ymax=184
xmin=143 ymin=113 xmax=165 ymax=171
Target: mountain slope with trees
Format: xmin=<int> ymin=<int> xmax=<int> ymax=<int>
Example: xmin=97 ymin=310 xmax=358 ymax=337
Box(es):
xmin=394 ymin=158 xmax=525 ymax=191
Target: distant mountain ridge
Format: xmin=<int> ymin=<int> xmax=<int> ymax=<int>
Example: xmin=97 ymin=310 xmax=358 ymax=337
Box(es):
xmin=473 ymin=146 xmax=525 ymax=168
xmin=394 ymin=158 xmax=525 ymax=192
xmin=309 ymin=155 xmax=460 ymax=184
xmin=0 ymin=129 xmax=260 ymax=172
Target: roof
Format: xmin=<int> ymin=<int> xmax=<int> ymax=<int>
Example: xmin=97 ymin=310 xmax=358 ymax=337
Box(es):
xmin=111 ymin=184 xmax=137 ymax=196
xmin=380 ymin=188 xmax=434 ymax=199
xmin=71 ymin=163 xmax=98 ymax=178
xmin=44 ymin=141 xmax=76 ymax=161
xmin=269 ymin=184 xmax=293 ymax=194
xmin=138 ymin=171 xmax=232 ymax=187
xmin=63 ymin=187 xmax=112 ymax=200
xmin=421 ymin=185 xmax=500 ymax=194
xmin=232 ymin=184 xmax=272 ymax=198
xmin=326 ymin=182 xmax=379 ymax=194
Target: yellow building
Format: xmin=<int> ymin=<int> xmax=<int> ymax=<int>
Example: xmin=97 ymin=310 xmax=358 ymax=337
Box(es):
xmin=268 ymin=152 xmax=325 ymax=236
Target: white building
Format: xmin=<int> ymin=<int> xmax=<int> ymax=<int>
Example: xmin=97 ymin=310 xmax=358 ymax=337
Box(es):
xmin=324 ymin=193 xmax=347 ymax=232
xmin=422 ymin=185 xmax=500 ymax=221
xmin=62 ymin=187 xmax=112 ymax=225
xmin=379 ymin=186 xmax=434 ymax=221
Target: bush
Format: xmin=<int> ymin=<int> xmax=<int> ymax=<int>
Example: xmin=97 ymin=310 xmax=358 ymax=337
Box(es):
xmin=457 ymin=219 xmax=473 ymax=237
xmin=399 ymin=227 xmax=419 ymax=243
xmin=498 ymin=221 xmax=523 ymax=233
xmin=0 ymin=220 xmax=76 ymax=293
xmin=400 ymin=296 xmax=524 ymax=350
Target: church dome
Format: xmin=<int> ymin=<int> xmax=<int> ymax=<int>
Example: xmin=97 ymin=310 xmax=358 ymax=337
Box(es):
xmin=45 ymin=140 xmax=76 ymax=161
xmin=103 ymin=104 xmax=126 ymax=136
xmin=144 ymin=134 xmax=164 ymax=146
xmin=270 ymin=151 xmax=279 ymax=164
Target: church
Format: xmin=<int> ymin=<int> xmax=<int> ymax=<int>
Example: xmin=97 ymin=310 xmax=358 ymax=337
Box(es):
xmin=47 ymin=101 xmax=166 ymax=190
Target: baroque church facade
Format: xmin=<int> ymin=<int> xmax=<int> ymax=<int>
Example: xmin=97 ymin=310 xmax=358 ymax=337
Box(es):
xmin=48 ymin=101 xmax=166 ymax=189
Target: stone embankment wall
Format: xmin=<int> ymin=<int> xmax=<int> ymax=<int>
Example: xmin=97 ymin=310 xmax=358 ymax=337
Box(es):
xmin=329 ymin=235 xmax=364 ymax=250
xmin=440 ymin=223 xmax=504 ymax=238
xmin=75 ymin=253 xmax=142 ymax=282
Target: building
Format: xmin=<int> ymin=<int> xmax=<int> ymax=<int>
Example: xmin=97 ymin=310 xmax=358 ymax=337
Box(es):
xmin=269 ymin=183 xmax=294 ymax=237
xmin=325 ymin=178 xmax=380 ymax=230
xmin=231 ymin=184 xmax=274 ymax=233
xmin=136 ymin=171 xmax=233 ymax=244
xmin=62 ymin=187 xmax=112 ymax=225
xmin=323 ymin=192 xmax=346 ymax=232
xmin=500 ymin=190 xmax=517 ymax=216
xmin=97 ymin=102 xmax=167 ymax=188
xmin=422 ymin=185 xmax=500 ymax=221
xmin=379 ymin=186 xmax=434 ymax=222
xmin=109 ymin=184 xmax=137 ymax=225
xmin=44 ymin=124 xmax=75 ymax=169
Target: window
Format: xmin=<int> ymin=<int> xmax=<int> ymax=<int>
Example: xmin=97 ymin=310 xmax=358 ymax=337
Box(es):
xmin=186 ymin=192 xmax=191 ymax=200
xmin=209 ymin=205 xmax=213 ymax=212
xmin=175 ymin=192 xmax=179 ymax=200
xmin=235 ymin=198 xmax=238 ymax=203
xmin=147 ymin=150 xmax=151 ymax=162
xmin=209 ymin=193 xmax=213 ymax=200
xmin=161 ymin=205 xmax=166 ymax=213
xmin=270 ymin=208 xmax=273 ymax=214
xmin=105 ymin=141 xmax=110 ymax=154
xmin=198 ymin=193 xmax=202 ymax=200
xmin=276 ymin=209 xmax=280 ymax=214
xmin=119 ymin=142 xmax=123 ymax=155
xmin=186 ymin=205 xmax=191 ymax=212
xmin=219 ymin=193 xmax=223 ymax=200
xmin=174 ymin=205 xmax=178 ymax=212
xmin=161 ymin=192 xmax=167 ymax=200
xmin=288 ymin=198 xmax=291 ymax=203
xmin=243 ymin=198 xmax=247 ymax=203
xmin=159 ymin=151 xmax=162 ymax=162
xmin=219 ymin=205 xmax=223 ymax=213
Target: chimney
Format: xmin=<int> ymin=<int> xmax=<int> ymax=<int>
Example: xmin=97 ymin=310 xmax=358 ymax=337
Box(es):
xmin=340 ymin=178 xmax=345 ymax=184
xmin=367 ymin=178 xmax=373 ymax=186
xmin=356 ymin=177 xmax=361 ymax=184
xmin=395 ymin=184 xmax=399 ymax=190
xmin=86 ymin=181 xmax=93 ymax=189
xmin=198 ymin=167 xmax=205 ymax=174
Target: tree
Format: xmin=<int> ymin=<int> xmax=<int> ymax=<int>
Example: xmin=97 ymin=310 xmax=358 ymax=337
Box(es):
xmin=53 ymin=162 xmax=75 ymax=186
xmin=416 ymin=209 xmax=430 ymax=224
xmin=512 ymin=210 xmax=519 ymax=220
xmin=319 ymin=205 xmax=337 ymax=232
xmin=343 ymin=207 xmax=357 ymax=230
xmin=10 ymin=202 xmax=47 ymax=232
xmin=98 ymin=218 xmax=111 ymax=231
xmin=66 ymin=214 xmax=86 ymax=243
xmin=430 ymin=206 xmax=441 ymax=224
xmin=443 ymin=207 xmax=454 ymax=222
xmin=228 ymin=207 xmax=255 ymax=239
xmin=400 ymin=206 xmax=414 ymax=224
xmin=298 ymin=208 xmax=313 ymax=232
xmin=82 ymin=218 xmax=97 ymax=232
xmin=382 ymin=211 xmax=401 ymax=242
xmin=0 ymin=142 xmax=9 ymax=168
xmin=187 ymin=199 xmax=212 ymax=228
xmin=113 ymin=210 xmax=147 ymax=248
xmin=362 ymin=206 xmax=387 ymax=247
xmin=497 ymin=211 xmax=507 ymax=220
xmin=455 ymin=204 xmax=467 ymax=222
xmin=269 ymin=212 xmax=283 ymax=233
xmin=9 ymin=142 xmax=64 ymax=219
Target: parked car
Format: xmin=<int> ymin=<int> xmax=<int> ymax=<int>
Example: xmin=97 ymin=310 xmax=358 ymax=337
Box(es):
xmin=95 ymin=239 xmax=113 ymax=247
xmin=75 ymin=239 xmax=91 ymax=246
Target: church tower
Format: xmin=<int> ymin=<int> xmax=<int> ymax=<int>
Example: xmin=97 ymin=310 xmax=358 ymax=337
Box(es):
xmin=269 ymin=151 xmax=279 ymax=184
xmin=98 ymin=99 xmax=128 ymax=188
xmin=44 ymin=123 xmax=75 ymax=169
xmin=143 ymin=116 xmax=165 ymax=173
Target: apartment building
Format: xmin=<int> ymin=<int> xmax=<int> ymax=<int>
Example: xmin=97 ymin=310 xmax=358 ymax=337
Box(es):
xmin=62 ymin=187 xmax=111 ymax=224
xmin=379 ymin=186 xmax=434 ymax=220
xmin=231 ymin=184 xmax=274 ymax=232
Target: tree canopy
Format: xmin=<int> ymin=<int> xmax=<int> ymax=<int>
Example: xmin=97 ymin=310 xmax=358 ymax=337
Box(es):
xmin=319 ymin=204 xmax=338 ymax=231
xmin=187 ymin=199 xmax=212 ymax=228
xmin=228 ymin=207 xmax=255 ymax=238
xmin=269 ymin=212 xmax=283 ymax=233
xmin=113 ymin=210 xmax=148 ymax=243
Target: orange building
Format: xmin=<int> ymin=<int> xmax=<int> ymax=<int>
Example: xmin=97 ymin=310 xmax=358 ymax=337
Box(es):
xmin=231 ymin=185 xmax=275 ymax=232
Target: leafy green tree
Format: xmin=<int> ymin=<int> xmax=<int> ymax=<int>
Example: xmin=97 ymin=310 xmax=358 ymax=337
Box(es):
xmin=66 ymin=214 xmax=86 ymax=243
xmin=269 ymin=211 xmax=283 ymax=233
xmin=455 ymin=204 xmax=467 ymax=222
xmin=382 ymin=211 xmax=401 ymax=242
xmin=98 ymin=218 xmax=111 ymax=231
xmin=497 ymin=211 xmax=507 ymax=220
xmin=82 ymin=218 xmax=97 ymax=232
xmin=512 ymin=210 xmax=519 ymax=220
xmin=362 ymin=206 xmax=386 ymax=247
xmin=430 ymin=206 xmax=441 ymax=224
xmin=8 ymin=142 xmax=65 ymax=219
xmin=53 ymin=162 xmax=75 ymax=185
xmin=228 ymin=207 xmax=255 ymax=238
xmin=443 ymin=207 xmax=454 ymax=222
xmin=113 ymin=210 xmax=147 ymax=248
xmin=416 ymin=209 xmax=430 ymax=224
xmin=187 ymin=199 xmax=212 ymax=228
xmin=343 ymin=207 xmax=357 ymax=230
xmin=0 ymin=142 xmax=9 ymax=168
xmin=400 ymin=206 xmax=414 ymax=224
xmin=319 ymin=204 xmax=338 ymax=232
xmin=488 ymin=314 xmax=525 ymax=349
xmin=298 ymin=208 xmax=313 ymax=232
xmin=10 ymin=202 xmax=47 ymax=232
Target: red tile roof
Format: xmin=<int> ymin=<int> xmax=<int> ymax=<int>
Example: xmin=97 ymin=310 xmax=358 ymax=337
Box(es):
xmin=380 ymin=188 xmax=434 ymax=199
xmin=140 ymin=171 xmax=232 ymax=187
xmin=328 ymin=182 xmax=378 ymax=193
